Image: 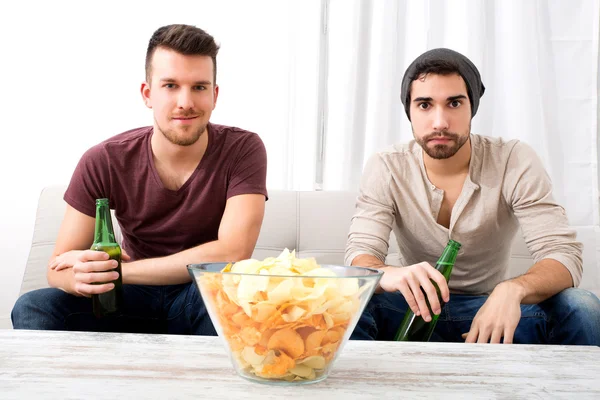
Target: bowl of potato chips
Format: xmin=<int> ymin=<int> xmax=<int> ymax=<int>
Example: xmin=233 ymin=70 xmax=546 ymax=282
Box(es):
xmin=187 ymin=249 xmax=382 ymax=385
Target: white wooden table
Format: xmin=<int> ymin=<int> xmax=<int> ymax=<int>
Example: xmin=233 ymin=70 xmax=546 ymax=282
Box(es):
xmin=0 ymin=330 xmax=598 ymax=399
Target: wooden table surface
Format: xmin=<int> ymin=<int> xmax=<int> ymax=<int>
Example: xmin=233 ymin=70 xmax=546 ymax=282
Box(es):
xmin=0 ymin=330 xmax=598 ymax=399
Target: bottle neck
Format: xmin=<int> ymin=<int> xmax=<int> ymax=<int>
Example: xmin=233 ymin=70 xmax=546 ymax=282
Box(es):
xmin=437 ymin=247 xmax=459 ymax=264
xmin=93 ymin=203 xmax=117 ymax=245
xmin=435 ymin=242 xmax=461 ymax=272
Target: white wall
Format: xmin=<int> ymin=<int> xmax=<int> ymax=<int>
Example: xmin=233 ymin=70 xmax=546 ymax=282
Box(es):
xmin=0 ymin=0 xmax=321 ymax=326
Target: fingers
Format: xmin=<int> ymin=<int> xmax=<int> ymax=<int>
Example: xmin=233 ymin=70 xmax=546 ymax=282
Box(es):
xmin=54 ymin=262 xmax=70 ymax=272
xmin=418 ymin=275 xmax=441 ymax=316
xmin=393 ymin=262 xmax=448 ymax=321
xmin=490 ymin=328 xmax=503 ymax=344
xmin=73 ymin=267 xmax=119 ymax=297
xmin=383 ymin=262 xmax=449 ymax=320
xmin=71 ymin=254 xmax=120 ymax=297
xmin=503 ymin=325 xmax=516 ymax=344
xmin=465 ymin=326 xmax=478 ymax=343
xmin=477 ymin=327 xmax=491 ymax=344
xmin=464 ymin=328 xmax=506 ymax=344
xmin=430 ymin=269 xmax=450 ymax=303
xmin=465 ymin=319 xmax=492 ymax=344
xmin=407 ymin=278 xmax=431 ymax=321
xmin=50 ymin=258 xmax=74 ymax=271
xmin=415 ymin=262 xmax=447 ymax=317
xmin=79 ymin=250 xmax=111 ymax=263
xmin=465 ymin=322 xmax=516 ymax=344
xmin=50 ymin=250 xmax=112 ymax=271
xmin=74 ymin=270 xmax=119 ymax=284
xmin=49 ymin=257 xmax=61 ymax=270
xmin=396 ymin=281 xmax=420 ymax=316
xmin=416 ymin=262 xmax=448 ymax=310
xmin=74 ymin=282 xmax=115 ymax=297
xmin=122 ymin=249 xmax=131 ymax=261
xmin=74 ymin=259 xmax=119 ymax=274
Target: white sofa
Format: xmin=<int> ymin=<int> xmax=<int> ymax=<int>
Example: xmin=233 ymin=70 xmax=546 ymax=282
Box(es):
xmin=16 ymin=185 xmax=600 ymax=313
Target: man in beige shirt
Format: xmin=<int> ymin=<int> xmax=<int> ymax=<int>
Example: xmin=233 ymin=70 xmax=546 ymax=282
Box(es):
xmin=347 ymin=48 xmax=600 ymax=345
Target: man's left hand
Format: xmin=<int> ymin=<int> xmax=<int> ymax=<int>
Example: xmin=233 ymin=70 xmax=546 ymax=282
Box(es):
xmin=463 ymin=282 xmax=524 ymax=344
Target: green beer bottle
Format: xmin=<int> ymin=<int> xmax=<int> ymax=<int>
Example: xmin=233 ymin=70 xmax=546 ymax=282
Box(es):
xmin=90 ymin=198 xmax=123 ymax=318
xmin=394 ymin=239 xmax=461 ymax=342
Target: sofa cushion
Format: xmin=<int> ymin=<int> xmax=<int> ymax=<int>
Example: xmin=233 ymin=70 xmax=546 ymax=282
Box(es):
xmin=295 ymin=191 xmax=401 ymax=266
xmin=252 ymin=191 xmax=298 ymax=261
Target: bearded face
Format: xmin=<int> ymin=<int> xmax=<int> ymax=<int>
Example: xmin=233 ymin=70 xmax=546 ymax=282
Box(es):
xmin=409 ymin=73 xmax=472 ymax=160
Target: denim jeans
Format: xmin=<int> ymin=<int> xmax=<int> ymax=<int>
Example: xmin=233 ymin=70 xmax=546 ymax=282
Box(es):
xmin=351 ymin=288 xmax=600 ymax=345
xmin=11 ymin=283 xmax=217 ymax=335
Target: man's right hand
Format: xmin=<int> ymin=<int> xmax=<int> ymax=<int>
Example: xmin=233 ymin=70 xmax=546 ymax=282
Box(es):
xmin=379 ymin=263 xmax=449 ymax=322
xmin=67 ymin=250 xmax=120 ymax=297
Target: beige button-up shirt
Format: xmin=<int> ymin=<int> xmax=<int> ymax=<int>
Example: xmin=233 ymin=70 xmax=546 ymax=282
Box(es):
xmin=345 ymin=134 xmax=582 ymax=295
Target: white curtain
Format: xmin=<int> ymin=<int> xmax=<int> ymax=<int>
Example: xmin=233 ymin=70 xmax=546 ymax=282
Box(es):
xmin=202 ymin=0 xmax=323 ymax=190
xmin=321 ymin=0 xmax=599 ymax=287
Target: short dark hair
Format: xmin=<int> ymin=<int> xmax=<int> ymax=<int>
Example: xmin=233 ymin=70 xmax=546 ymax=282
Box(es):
xmin=405 ymin=59 xmax=462 ymax=105
xmin=145 ymin=24 xmax=220 ymax=84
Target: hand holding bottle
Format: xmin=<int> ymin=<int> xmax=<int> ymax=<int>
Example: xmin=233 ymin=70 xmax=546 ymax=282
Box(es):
xmin=67 ymin=250 xmax=121 ymax=297
xmin=380 ymin=262 xmax=450 ymax=322
xmin=394 ymin=240 xmax=462 ymax=342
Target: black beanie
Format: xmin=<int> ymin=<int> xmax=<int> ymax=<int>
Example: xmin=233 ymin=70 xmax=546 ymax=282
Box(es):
xmin=400 ymin=48 xmax=485 ymax=120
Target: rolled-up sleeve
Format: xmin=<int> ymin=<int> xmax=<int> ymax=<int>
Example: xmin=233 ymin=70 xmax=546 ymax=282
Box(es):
xmin=503 ymin=142 xmax=583 ymax=286
xmin=345 ymin=153 xmax=397 ymax=266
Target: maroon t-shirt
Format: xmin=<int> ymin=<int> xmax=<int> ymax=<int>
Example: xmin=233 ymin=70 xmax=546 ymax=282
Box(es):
xmin=64 ymin=123 xmax=268 ymax=261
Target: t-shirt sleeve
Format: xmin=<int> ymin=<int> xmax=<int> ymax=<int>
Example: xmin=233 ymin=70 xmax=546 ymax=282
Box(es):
xmin=63 ymin=144 xmax=112 ymax=217
xmin=227 ymin=132 xmax=268 ymax=200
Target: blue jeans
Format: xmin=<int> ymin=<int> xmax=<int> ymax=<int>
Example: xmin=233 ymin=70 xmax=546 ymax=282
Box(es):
xmin=11 ymin=283 xmax=217 ymax=335
xmin=351 ymin=288 xmax=600 ymax=345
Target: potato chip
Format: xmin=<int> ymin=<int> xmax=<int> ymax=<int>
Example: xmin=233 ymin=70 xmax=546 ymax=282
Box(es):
xmin=281 ymin=305 xmax=306 ymax=323
xmin=241 ymin=346 xmax=266 ymax=366
xmin=267 ymin=279 xmax=295 ymax=305
xmin=256 ymin=351 xmax=295 ymax=378
xmin=267 ymin=328 xmax=304 ymax=359
xmin=289 ymin=364 xmax=314 ymax=378
xmin=240 ymin=326 xmax=261 ymax=346
xmin=298 ymin=355 xmax=326 ymax=369
xmin=254 ymin=303 xmax=277 ymax=323
xmin=304 ymin=329 xmax=326 ymax=354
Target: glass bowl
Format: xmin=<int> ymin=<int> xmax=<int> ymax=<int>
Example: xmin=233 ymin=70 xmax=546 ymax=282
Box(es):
xmin=187 ymin=261 xmax=382 ymax=385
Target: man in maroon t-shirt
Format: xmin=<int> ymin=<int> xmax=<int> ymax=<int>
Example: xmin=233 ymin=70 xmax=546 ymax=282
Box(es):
xmin=12 ymin=24 xmax=268 ymax=334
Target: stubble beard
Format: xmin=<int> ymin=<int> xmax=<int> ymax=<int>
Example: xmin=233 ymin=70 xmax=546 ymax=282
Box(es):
xmin=155 ymin=118 xmax=207 ymax=147
xmin=414 ymin=125 xmax=470 ymax=160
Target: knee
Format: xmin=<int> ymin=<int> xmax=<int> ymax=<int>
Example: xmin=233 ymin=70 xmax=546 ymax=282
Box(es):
xmin=11 ymin=289 xmax=64 ymax=330
xmin=551 ymin=288 xmax=600 ymax=321
xmin=11 ymin=291 xmax=40 ymax=328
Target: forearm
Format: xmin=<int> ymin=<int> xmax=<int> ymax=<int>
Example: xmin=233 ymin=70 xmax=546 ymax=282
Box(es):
xmin=123 ymin=239 xmax=252 ymax=285
xmin=351 ymin=254 xmax=395 ymax=294
xmin=351 ymin=254 xmax=386 ymax=269
xmin=501 ymin=258 xmax=574 ymax=304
